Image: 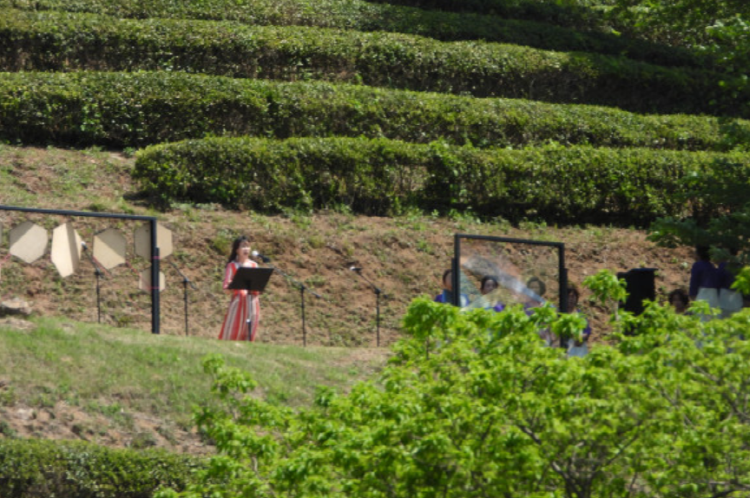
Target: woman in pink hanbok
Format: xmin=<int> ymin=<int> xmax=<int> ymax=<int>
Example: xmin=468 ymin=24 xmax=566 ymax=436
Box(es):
xmin=218 ymin=236 xmax=261 ymax=341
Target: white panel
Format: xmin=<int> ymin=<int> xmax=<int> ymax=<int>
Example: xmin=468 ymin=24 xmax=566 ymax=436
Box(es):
xmin=139 ymin=268 xmax=165 ymax=292
xmin=9 ymin=221 xmax=48 ymax=264
xmin=51 ymin=222 xmax=83 ymax=278
xmin=93 ymin=228 xmax=127 ymax=270
xmin=134 ymin=222 xmax=173 ymax=260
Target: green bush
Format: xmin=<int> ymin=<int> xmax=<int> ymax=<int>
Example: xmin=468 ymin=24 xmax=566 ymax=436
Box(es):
xmin=0 ymin=0 xmax=704 ymax=69
xmin=0 ymin=9 xmax=738 ymax=116
xmin=0 ymin=439 xmax=205 ymax=498
xmin=366 ymin=0 xmax=608 ymax=29
xmin=133 ymin=136 xmax=750 ymax=223
xmin=0 ymin=71 xmax=742 ymax=150
xmin=155 ymin=291 xmax=750 ymax=498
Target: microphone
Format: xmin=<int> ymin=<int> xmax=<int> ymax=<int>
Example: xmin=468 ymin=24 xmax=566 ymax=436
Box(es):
xmin=349 ymin=266 xmax=362 ymax=272
xmin=251 ymin=250 xmax=271 ymax=263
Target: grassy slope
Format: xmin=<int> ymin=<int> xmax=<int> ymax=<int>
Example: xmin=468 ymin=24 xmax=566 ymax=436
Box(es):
xmin=0 ymin=315 xmax=387 ymax=449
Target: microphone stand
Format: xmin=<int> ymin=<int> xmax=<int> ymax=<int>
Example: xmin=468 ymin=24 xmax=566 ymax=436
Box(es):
xmin=167 ymin=260 xmax=197 ymax=336
xmin=263 ymin=258 xmax=322 ymax=347
xmin=82 ymin=244 xmax=104 ymax=323
xmin=350 ymin=268 xmax=384 ymax=347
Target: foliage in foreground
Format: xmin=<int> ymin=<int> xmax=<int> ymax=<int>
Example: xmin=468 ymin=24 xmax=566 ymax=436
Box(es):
xmin=158 ymin=272 xmax=750 ymax=498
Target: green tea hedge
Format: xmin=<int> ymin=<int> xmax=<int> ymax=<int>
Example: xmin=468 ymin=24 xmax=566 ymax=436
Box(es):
xmin=0 ymin=9 xmax=737 ymax=116
xmin=367 ymin=0 xmax=606 ymax=29
xmin=0 ymin=439 xmax=205 ymax=498
xmin=0 ymin=0 xmax=703 ymax=69
xmin=134 ymin=136 xmax=750 ymax=223
xmin=0 ymin=71 xmax=740 ymax=150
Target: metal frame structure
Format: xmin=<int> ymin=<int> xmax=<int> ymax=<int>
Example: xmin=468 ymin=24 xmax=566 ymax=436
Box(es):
xmin=452 ymin=234 xmax=567 ymax=313
xmin=0 ymin=205 xmax=161 ymax=334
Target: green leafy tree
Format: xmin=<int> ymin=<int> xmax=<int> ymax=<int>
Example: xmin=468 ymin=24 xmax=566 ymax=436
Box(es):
xmin=158 ymin=272 xmax=750 ymax=497
xmin=648 ymin=156 xmax=750 ymax=267
xmin=584 ymin=269 xmax=629 ymax=320
xmin=610 ymin=0 xmax=750 ymax=114
xmin=609 ymin=0 xmax=750 ymax=53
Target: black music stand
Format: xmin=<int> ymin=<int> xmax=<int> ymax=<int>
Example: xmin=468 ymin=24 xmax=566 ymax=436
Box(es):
xmin=228 ymin=267 xmax=274 ymax=340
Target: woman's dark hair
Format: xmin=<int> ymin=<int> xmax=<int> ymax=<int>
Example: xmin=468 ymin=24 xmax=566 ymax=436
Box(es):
xmin=480 ymin=276 xmax=499 ymax=292
xmin=567 ymin=283 xmax=580 ymax=300
xmin=442 ymin=269 xmax=452 ymax=284
xmin=696 ymin=245 xmax=711 ymax=261
xmin=526 ymin=276 xmax=546 ymax=296
xmin=565 ymin=283 xmax=581 ymax=312
xmin=668 ymin=288 xmax=690 ymax=307
xmin=228 ymin=235 xmax=250 ymax=263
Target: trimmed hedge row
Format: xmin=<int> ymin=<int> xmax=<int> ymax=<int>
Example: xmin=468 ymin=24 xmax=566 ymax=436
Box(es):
xmin=0 ymin=9 xmax=739 ymax=117
xmin=0 ymin=71 xmax=741 ymax=150
xmin=0 ymin=438 xmax=205 ymax=498
xmin=367 ymin=0 xmax=610 ymax=30
xmin=133 ymin=136 xmax=750 ymax=223
xmin=0 ymin=0 xmax=704 ymax=70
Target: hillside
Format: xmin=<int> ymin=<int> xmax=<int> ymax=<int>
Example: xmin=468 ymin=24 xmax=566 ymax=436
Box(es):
xmin=0 ymin=316 xmax=387 ymax=452
xmin=0 ymin=0 xmax=741 ymax=465
xmin=0 ymin=143 xmax=694 ymax=454
xmin=1 ymin=144 xmax=693 ymax=345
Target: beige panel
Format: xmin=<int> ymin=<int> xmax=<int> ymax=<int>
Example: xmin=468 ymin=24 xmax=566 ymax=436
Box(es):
xmin=93 ymin=228 xmax=127 ymax=270
xmin=51 ymin=223 xmax=83 ymax=278
xmin=139 ymin=268 xmax=165 ymax=292
xmin=134 ymin=222 xmax=173 ymax=260
xmin=9 ymin=221 xmax=48 ymax=264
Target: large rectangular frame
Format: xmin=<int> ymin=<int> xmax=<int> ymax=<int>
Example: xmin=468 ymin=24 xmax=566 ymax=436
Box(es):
xmin=452 ymin=234 xmax=567 ymax=312
xmin=0 ymin=204 xmax=161 ymax=334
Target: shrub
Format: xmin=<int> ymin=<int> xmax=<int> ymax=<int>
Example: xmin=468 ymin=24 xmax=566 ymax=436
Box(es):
xmin=156 ymin=287 xmax=750 ymax=498
xmin=0 ymin=71 xmax=742 ymax=150
xmin=0 ymin=0 xmax=705 ymax=69
xmin=133 ymin=136 xmax=750 ymax=224
xmin=0 ymin=438 xmax=205 ymax=498
xmin=0 ymin=9 xmax=739 ymax=115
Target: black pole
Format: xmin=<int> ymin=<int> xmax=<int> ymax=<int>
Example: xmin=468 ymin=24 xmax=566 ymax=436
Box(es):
xmin=150 ymin=220 xmax=160 ymax=335
xmin=183 ymin=279 xmax=189 ymax=336
xmin=301 ymin=286 xmax=307 ymax=347
xmin=559 ymin=246 xmax=568 ymax=349
xmin=376 ymin=288 xmax=381 ymax=347
xmin=81 ymin=243 xmax=103 ymax=323
xmin=168 ymin=260 xmax=196 ymax=336
xmin=261 ymin=260 xmax=321 ymax=347
xmin=350 ymin=268 xmax=384 ymax=347
xmin=95 ymin=267 xmax=102 ymax=323
xmin=452 ymin=233 xmax=461 ymax=307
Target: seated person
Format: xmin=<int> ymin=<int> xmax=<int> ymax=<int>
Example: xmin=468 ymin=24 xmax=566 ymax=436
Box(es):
xmin=434 ymin=269 xmax=470 ymax=307
xmin=479 ymin=276 xmax=504 ymax=312
xmin=668 ymin=288 xmax=690 ymax=315
xmin=565 ymin=284 xmax=591 ymax=357
xmin=717 ymin=249 xmax=742 ymax=318
xmin=525 ymin=276 xmax=547 ymax=308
